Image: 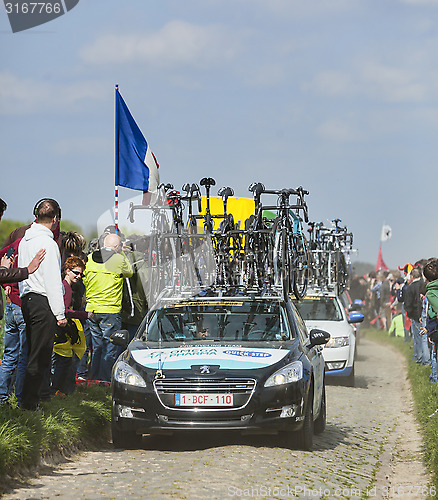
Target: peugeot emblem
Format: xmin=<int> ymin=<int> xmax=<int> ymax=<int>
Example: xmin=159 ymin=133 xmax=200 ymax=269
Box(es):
xmin=200 ymin=365 xmax=211 ymax=374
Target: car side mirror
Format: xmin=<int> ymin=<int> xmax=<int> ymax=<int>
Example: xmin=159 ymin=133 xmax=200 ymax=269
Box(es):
xmin=309 ymin=329 xmax=330 ymax=347
xmin=348 ymin=312 xmax=364 ymax=324
xmin=110 ymin=329 xmax=130 ymax=348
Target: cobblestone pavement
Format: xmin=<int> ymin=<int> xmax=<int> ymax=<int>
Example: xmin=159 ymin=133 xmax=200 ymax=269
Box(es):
xmin=3 ymin=336 xmax=431 ymax=500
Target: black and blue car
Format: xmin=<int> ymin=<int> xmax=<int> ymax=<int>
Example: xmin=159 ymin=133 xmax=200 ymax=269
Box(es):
xmin=110 ymin=292 xmax=330 ymax=450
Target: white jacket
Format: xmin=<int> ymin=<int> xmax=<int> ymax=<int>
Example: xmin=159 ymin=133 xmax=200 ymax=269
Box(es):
xmin=18 ymin=222 xmax=65 ymax=320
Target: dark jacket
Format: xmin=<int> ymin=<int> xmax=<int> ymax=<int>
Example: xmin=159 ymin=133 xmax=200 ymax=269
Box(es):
xmin=0 ymin=238 xmax=24 ymax=308
xmin=404 ymin=279 xmax=423 ymax=322
xmin=0 ymin=266 xmax=28 ymax=319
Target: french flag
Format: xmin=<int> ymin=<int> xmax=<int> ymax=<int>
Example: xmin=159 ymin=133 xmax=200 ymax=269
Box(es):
xmin=115 ymin=87 xmax=160 ymax=203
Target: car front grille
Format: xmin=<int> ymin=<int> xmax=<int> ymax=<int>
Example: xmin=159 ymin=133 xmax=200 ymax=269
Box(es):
xmin=153 ymin=378 xmax=256 ymax=411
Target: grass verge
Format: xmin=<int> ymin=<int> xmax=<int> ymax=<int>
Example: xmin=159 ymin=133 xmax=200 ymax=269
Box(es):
xmin=362 ymin=327 xmax=438 ymax=488
xmin=0 ymin=384 xmax=111 ymax=493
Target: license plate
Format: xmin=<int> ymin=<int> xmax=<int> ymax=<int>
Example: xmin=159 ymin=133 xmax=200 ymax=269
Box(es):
xmin=174 ymin=393 xmax=234 ymax=407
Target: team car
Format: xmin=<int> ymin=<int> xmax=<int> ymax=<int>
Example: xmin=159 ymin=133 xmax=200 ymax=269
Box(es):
xmin=110 ymin=292 xmax=330 ymax=450
xmin=294 ymin=290 xmax=363 ymax=386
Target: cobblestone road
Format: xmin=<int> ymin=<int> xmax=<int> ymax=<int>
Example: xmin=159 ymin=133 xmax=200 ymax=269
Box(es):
xmin=3 ymin=336 xmax=431 ymax=499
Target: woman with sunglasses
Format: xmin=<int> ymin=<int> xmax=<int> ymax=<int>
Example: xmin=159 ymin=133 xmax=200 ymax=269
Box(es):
xmin=51 ymin=256 xmax=93 ymax=396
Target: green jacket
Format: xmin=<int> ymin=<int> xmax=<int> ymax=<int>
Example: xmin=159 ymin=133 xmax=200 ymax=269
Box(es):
xmin=83 ymin=249 xmax=133 ymax=314
xmin=388 ymin=313 xmax=404 ymax=337
xmin=426 ymin=280 xmax=438 ymax=319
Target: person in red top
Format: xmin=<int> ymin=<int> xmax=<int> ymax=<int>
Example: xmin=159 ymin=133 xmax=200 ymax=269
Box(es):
xmin=51 ymin=257 xmax=93 ymax=395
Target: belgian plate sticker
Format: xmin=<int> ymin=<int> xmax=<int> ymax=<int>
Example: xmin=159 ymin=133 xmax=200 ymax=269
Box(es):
xmin=132 ymin=346 xmax=288 ymax=370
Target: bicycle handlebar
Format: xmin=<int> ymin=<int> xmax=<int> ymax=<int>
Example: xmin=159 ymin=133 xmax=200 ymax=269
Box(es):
xmin=158 ymin=183 xmax=174 ymax=191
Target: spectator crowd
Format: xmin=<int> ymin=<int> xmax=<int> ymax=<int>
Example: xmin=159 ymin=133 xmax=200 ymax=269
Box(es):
xmin=349 ymin=258 xmax=438 ymax=383
xmin=0 ymin=197 xmax=147 ymax=411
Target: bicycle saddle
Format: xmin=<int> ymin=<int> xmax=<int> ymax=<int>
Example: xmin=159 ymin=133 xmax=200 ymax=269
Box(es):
xmin=248 ymin=182 xmax=265 ymax=195
xmin=190 ymin=183 xmax=200 ymax=195
xmin=218 ymin=186 xmax=234 ymax=200
xmin=191 ymin=183 xmax=201 ymax=211
xmin=200 ymin=177 xmax=216 ymax=188
xmin=181 ymin=183 xmax=191 ymax=195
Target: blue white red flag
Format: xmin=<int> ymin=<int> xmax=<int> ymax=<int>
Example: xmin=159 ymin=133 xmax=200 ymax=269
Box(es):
xmin=115 ymin=87 xmax=159 ymax=197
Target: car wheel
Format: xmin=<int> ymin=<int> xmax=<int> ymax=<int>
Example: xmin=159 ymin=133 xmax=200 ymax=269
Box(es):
xmin=294 ymin=384 xmax=314 ymax=450
xmin=111 ymin=404 xmax=139 ymax=449
xmin=314 ymin=382 xmax=326 ymax=434
xmin=345 ymin=364 xmax=355 ymax=387
xmin=111 ymin=419 xmax=139 ymax=449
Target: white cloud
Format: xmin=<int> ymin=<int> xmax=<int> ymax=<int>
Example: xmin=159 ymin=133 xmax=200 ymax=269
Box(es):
xmin=80 ymin=21 xmax=244 ymax=69
xmin=360 ymin=62 xmax=428 ymax=102
xmin=304 ymin=71 xmax=355 ymax=97
xmin=230 ymin=0 xmax=358 ymax=17
xmin=307 ymin=60 xmax=436 ymax=104
xmin=239 ymin=63 xmax=286 ymax=87
xmin=0 ymin=71 xmax=106 ymax=115
xmin=316 ymin=118 xmax=362 ymax=142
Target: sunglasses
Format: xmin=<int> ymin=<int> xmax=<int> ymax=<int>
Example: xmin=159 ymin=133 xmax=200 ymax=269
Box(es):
xmin=70 ymin=270 xmax=83 ymax=277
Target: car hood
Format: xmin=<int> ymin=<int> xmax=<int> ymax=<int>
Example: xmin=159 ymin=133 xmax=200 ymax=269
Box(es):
xmin=304 ymin=320 xmax=353 ymax=338
xmin=130 ymin=344 xmax=291 ymax=370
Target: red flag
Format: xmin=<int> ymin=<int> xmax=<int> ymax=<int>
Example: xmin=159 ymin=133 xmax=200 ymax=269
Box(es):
xmin=376 ymin=245 xmax=389 ymax=271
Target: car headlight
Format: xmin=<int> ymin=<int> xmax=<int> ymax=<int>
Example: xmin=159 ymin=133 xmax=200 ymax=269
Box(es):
xmin=114 ymin=361 xmax=146 ymax=387
xmin=325 ymin=336 xmax=349 ymax=348
xmin=264 ymin=361 xmax=303 ymax=387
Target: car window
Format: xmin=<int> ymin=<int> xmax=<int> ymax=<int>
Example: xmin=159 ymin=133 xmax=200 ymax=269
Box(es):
xmin=294 ymin=296 xmax=343 ymax=321
xmin=289 ymin=302 xmax=308 ymax=344
xmin=145 ymin=300 xmax=295 ymax=342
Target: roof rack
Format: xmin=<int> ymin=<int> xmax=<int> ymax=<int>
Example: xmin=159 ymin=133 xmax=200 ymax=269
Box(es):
xmin=151 ymin=282 xmax=286 ymax=305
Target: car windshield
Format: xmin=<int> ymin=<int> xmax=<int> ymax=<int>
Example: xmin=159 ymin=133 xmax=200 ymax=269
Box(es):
xmin=295 ymin=296 xmax=343 ymax=321
xmin=145 ymin=300 xmax=293 ymax=342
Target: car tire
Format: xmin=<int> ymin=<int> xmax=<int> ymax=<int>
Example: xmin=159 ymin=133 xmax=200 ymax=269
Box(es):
xmin=111 ymin=402 xmax=139 ymax=449
xmin=314 ymin=382 xmax=326 ymax=434
xmin=345 ymin=364 xmax=355 ymax=387
xmin=111 ymin=419 xmax=139 ymax=449
xmin=294 ymin=384 xmax=314 ymax=450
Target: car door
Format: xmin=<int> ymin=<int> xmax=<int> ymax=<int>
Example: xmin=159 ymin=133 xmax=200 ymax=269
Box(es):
xmin=288 ymin=302 xmax=324 ymax=415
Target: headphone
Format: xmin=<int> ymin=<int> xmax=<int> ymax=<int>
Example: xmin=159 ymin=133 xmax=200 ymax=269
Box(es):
xmin=33 ymin=198 xmax=61 ymax=220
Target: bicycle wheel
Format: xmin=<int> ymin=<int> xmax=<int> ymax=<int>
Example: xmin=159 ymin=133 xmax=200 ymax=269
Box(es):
xmin=336 ymin=251 xmax=348 ymax=295
xmin=292 ymin=233 xmax=309 ymax=300
xmin=257 ymin=229 xmax=274 ymax=286
xmin=243 ymin=232 xmax=258 ymax=288
xmin=273 ymin=225 xmax=291 ymax=301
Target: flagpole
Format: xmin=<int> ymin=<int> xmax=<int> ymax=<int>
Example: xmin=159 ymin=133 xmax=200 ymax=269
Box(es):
xmin=115 ymin=84 xmax=119 ymax=234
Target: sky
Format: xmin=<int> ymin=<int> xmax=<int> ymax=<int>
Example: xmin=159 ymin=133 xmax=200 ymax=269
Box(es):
xmin=1 ymin=0 xmax=437 ymax=269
